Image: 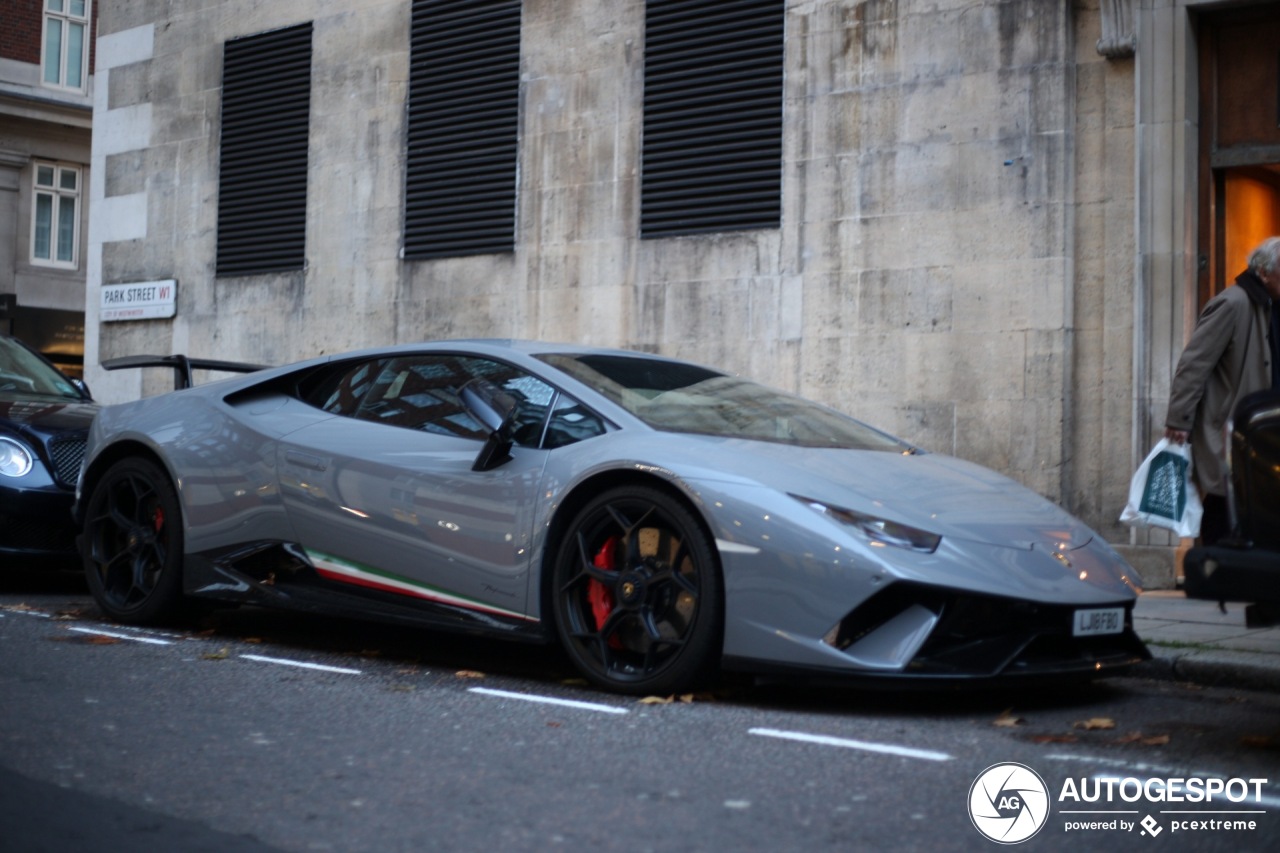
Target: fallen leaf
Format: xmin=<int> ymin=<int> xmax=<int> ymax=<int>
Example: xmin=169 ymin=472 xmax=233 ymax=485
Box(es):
xmin=560 ymin=678 xmax=589 ymax=687
xmin=546 ymin=721 xmax=562 ymax=728
xmin=359 ymin=649 xmax=382 ymax=658
xmin=1241 ymin=735 xmax=1278 ymax=749
xmin=993 ymin=709 xmax=1025 ymax=728
xmin=454 ymin=670 xmax=485 ymax=679
xmin=86 ymin=635 xmax=120 ymax=645
xmin=1073 ymin=717 xmax=1117 ymax=731
xmin=638 ymin=695 xmax=675 ymax=705
xmin=202 ymin=647 xmax=230 ymax=660
xmin=1140 ymin=734 xmax=1170 ymax=746
xmin=388 ymin=684 xmax=415 ymax=693
xmin=244 ymin=637 xmax=263 ymax=644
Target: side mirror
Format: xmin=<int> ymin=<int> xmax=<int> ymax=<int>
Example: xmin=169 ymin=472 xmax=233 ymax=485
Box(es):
xmin=460 ymin=378 xmax=517 ymax=471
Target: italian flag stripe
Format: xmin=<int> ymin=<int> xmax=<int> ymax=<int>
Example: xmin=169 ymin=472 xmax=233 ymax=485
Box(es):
xmin=305 ymin=549 xmax=535 ymax=622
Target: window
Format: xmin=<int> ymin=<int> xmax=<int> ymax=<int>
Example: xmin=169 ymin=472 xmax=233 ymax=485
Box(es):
xmin=641 ymin=0 xmax=785 ymax=237
xmin=404 ymin=0 xmax=522 ymax=260
xmin=303 ymin=354 xmax=605 ymax=449
xmin=42 ymin=0 xmax=91 ymax=91
xmin=539 ymin=353 xmax=903 ymax=450
xmin=31 ymin=162 xmax=81 ymax=268
xmin=216 ymin=23 xmax=313 ymax=276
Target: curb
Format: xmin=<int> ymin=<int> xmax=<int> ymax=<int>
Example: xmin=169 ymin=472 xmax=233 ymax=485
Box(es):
xmin=1133 ymin=647 xmax=1280 ymax=694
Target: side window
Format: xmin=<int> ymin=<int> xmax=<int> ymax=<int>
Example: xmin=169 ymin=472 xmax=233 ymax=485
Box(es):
xmin=355 ymin=357 xmax=492 ymax=439
xmin=300 ymin=354 xmax=606 ymax=449
xmin=306 ymin=358 xmax=391 ymax=416
xmin=543 ymin=394 xmax=607 ymax=449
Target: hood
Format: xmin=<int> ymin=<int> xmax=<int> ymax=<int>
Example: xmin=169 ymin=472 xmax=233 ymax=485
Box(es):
xmin=0 ymin=396 xmax=99 ymax=433
xmin=686 ymin=440 xmax=1093 ymax=552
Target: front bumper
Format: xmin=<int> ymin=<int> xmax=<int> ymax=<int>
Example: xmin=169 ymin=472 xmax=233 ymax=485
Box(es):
xmin=724 ymin=581 xmax=1151 ymax=683
xmin=0 ymin=483 xmax=79 ymax=560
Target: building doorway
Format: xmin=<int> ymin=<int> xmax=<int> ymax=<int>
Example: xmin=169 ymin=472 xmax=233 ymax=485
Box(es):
xmin=1198 ymin=4 xmax=1280 ymax=305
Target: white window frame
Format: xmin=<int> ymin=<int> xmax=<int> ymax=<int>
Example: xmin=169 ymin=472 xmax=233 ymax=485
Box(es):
xmin=30 ymin=161 xmax=82 ymax=269
xmin=41 ymin=0 xmax=92 ymax=93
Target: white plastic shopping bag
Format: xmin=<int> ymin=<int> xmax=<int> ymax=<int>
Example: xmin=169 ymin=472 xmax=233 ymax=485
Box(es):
xmin=1119 ymin=438 xmax=1203 ymax=538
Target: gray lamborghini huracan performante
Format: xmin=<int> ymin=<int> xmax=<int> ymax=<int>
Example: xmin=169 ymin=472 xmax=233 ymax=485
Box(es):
xmin=76 ymin=341 xmax=1149 ymax=694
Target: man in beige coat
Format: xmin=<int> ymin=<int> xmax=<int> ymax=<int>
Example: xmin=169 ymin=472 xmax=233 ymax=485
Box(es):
xmin=1165 ymin=236 xmax=1280 ymax=545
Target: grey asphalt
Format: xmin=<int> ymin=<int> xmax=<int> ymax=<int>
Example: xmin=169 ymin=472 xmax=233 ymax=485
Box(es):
xmin=1134 ymin=590 xmax=1280 ymax=693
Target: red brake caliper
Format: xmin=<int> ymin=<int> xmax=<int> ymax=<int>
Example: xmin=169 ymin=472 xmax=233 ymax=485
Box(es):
xmin=587 ymin=537 xmax=622 ymax=648
xmin=153 ymin=506 xmax=164 ymax=532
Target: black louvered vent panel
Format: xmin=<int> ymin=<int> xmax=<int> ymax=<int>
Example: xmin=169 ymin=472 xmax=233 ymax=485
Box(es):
xmin=404 ymin=1 xmax=521 ymax=260
xmin=642 ymin=0 xmax=784 ymax=238
xmin=47 ymin=435 xmax=86 ymax=487
xmin=216 ymin=23 xmax=312 ymax=276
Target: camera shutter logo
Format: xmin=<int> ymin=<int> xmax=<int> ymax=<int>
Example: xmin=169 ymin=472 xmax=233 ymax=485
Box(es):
xmin=969 ymin=763 xmax=1051 ymax=844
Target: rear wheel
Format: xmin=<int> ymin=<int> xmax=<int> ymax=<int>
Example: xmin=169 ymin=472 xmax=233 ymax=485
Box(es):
xmin=551 ymin=485 xmax=723 ymax=695
xmin=82 ymin=457 xmax=186 ymax=624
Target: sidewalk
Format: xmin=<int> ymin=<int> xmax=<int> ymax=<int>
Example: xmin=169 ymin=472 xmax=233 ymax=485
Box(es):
xmin=1132 ymin=590 xmax=1280 ymax=693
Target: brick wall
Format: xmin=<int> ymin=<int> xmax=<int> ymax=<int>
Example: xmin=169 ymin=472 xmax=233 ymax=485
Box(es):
xmin=0 ymin=1 xmax=44 ymax=64
xmin=0 ymin=1 xmax=98 ymax=73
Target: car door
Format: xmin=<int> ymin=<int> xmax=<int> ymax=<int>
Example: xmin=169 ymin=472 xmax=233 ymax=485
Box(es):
xmin=276 ymin=353 xmax=556 ymax=624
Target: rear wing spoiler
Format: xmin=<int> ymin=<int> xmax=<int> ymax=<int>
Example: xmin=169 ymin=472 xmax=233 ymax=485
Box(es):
xmin=102 ymin=354 xmax=271 ymax=391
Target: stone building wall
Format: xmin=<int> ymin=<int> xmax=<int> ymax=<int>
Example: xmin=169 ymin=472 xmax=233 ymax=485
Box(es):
xmin=86 ymin=1 xmax=1146 ymax=560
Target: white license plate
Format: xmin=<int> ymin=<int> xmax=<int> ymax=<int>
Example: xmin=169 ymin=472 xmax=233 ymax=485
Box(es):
xmin=1073 ymin=607 xmax=1124 ymax=637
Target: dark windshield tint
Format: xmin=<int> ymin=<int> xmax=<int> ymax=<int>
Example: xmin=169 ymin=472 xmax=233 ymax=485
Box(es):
xmin=539 ymin=353 xmax=909 ymax=451
xmin=0 ymin=336 xmax=84 ymax=400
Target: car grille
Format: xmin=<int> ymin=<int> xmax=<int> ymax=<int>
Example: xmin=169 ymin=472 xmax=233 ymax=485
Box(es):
xmin=47 ymin=436 xmax=86 ymax=487
xmin=0 ymin=513 xmax=78 ymax=554
xmin=826 ymin=582 xmax=1149 ymax=677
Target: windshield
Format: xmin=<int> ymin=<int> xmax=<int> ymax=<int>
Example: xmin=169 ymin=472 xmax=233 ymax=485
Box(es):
xmin=539 ymin=353 xmax=910 ymax=451
xmin=0 ymin=337 xmax=84 ymax=400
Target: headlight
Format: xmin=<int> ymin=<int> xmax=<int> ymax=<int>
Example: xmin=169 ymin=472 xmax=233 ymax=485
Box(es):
xmin=798 ymin=495 xmax=941 ymax=554
xmin=0 ymin=437 xmax=34 ymax=478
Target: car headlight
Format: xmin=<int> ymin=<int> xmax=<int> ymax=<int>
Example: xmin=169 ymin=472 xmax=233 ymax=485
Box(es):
xmin=797 ymin=495 xmax=941 ymax=554
xmin=0 ymin=437 xmax=34 ymax=478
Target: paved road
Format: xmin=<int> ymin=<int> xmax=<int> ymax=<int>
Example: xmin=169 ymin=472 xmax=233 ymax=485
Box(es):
xmin=2 ymin=572 xmax=1279 ymax=852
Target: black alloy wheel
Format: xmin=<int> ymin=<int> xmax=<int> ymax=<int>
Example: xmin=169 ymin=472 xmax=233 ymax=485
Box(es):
xmin=82 ymin=457 xmax=186 ymax=624
xmin=552 ymin=485 xmax=723 ymax=695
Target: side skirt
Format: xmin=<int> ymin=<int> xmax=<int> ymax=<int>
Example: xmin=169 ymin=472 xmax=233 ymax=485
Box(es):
xmin=183 ymin=541 xmax=550 ymax=643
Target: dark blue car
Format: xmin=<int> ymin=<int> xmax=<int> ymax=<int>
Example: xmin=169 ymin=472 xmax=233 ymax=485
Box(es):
xmin=0 ymin=335 xmax=97 ymax=563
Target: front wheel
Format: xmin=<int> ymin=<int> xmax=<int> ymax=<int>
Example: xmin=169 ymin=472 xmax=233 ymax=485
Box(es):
xmin=82 ymin=457 xmax=186 ymax=624
xmin=551 ymin=485 xmax=723 ymax=695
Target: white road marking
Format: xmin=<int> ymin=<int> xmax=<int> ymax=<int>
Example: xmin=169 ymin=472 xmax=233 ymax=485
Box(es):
xmin=469 ymin=687 xmax=629 ymax=715
xmin=67 ymin=626 xmax=173 ymax=645
xmin=748 ymin=727 xmax=953 ymax=762
xmin=1 ymin=608 xmax=51 ymax=618
xmin=240 ymin=654 xmax=363 ymax=675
